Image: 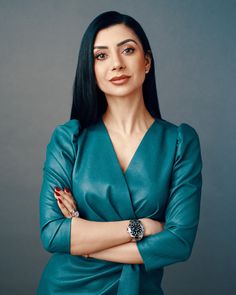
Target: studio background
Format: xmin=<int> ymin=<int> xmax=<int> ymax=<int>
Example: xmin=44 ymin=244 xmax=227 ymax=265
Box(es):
xmin=0 ymin=0 xmax=235 ymax=294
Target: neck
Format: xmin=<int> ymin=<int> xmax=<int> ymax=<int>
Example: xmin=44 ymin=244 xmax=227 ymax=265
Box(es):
xmin=102 ymin=90 xmax=154 ymax=134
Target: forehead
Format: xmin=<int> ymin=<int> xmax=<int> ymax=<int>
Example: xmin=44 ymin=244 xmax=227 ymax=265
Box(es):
xmin=93 ymin=24 xmax=141 ymax=47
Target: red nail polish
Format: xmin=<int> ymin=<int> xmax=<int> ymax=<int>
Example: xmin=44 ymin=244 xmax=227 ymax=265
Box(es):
xmin=55 ymin=191 xmax=60 ymax=196
xmin=55 ymin=187 xmax=61 ymax=192
xmin=58 ymin=198 xmax=62 ymax=204
xmin=64 ymin=188 xmax=70 ymax=193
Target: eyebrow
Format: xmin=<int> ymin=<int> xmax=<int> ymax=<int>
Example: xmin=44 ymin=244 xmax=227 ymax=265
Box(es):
xmin=93 ymin=38 xmax=137 ymax=50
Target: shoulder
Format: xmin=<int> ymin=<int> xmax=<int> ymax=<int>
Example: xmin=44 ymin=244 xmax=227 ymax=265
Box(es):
xmin=53 ymin=119 xmax=81 ymax=136
xmin=175 ymin=123 xmax=202 ymax=162
xmin=158 ymin=119 xmax=203 ymax=170
xmin=177 ymin=123 xmax=200 ymax=147
xmin=51 ymin=119 xmax=81 ymax=142
xmin=47 ymin=119 xmax=81 ymax=157
xmin=158 ymin=118 xmax=200 ymax=143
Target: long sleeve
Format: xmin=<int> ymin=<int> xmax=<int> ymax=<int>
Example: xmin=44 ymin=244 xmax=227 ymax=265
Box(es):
xmin=39 ymin=119 xmax=80 ymax=253
xmin=136 ymin=123 xmax=203 ymax=272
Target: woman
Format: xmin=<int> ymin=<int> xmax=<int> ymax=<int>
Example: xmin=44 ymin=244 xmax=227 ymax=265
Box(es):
xmin=37 ymin=11 xmax=203 ymax=295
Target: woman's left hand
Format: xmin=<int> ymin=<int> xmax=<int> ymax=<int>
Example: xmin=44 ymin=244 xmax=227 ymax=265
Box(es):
xmin=53 ymin=187 xmax=80 ymax=219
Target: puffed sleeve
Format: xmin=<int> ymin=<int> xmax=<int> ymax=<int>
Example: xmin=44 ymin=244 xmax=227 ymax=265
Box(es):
xmin=136 ymin=123 xmax=203 ymax=272
xmin=39 ymin=119 xmax=80 ymax=253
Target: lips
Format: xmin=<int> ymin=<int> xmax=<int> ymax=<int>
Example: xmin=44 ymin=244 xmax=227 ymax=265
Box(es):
xmin=109 ymin=75 xmax=130 ymax=81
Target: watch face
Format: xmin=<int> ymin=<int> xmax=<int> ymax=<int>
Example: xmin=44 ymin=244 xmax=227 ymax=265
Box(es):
xmin=128 ymin=220 xmax=144 ymax=240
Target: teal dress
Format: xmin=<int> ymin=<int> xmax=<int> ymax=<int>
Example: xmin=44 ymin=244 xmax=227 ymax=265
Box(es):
xmin=37 ymin=117 xmax=202 ymax=295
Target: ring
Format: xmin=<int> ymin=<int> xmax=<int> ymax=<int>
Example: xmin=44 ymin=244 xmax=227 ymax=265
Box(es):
xmin=70 ymin=209 xmax=80 ymax=218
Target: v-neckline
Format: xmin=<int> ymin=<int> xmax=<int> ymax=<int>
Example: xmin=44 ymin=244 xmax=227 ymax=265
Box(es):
xmin=100 ymin=117 xmax=157 ymax=175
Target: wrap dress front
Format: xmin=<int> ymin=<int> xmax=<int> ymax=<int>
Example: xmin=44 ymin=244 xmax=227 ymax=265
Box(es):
xmin=37 ymin=116 xmax=203 ymax=295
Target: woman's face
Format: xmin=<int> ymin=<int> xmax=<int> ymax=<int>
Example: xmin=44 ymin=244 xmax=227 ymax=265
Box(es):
xmin=93 ymin=24 xmax=151 ymax=98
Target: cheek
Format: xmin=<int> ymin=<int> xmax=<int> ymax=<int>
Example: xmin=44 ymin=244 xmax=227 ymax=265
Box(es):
xmin=94 ymin=65 xmax=99 ymax=80
xmin=132 ymin=64 xmax=146 ymax=83
xmin=133 ymin=59 xmax=146 ymax=81
xmin=94 ymin=65 xmax=105 ymax=84
xmin=94 ymin=66 xmax=108 ymax=91
xmin=130 ymin=56 xmax=145 ymax=73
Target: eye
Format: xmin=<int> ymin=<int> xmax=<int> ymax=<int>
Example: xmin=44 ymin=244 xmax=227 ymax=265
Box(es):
xmin=123 ymin=47 xmax=135 ymax=54
xmin=94 ymin=47 xmax=135 ymax=61
xmin=94 ymin=52 xmax=107 ymax=60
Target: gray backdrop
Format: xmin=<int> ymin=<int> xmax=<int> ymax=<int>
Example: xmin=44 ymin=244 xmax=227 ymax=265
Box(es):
xmin=0 ymin=0 xmax=235 ymax=294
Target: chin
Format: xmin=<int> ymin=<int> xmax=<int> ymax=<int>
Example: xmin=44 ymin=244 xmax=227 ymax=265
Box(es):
xmin=102 ymin=84 xmax=144 ymax=98
xmin=104 ymin=88 xmax=138 ymax=98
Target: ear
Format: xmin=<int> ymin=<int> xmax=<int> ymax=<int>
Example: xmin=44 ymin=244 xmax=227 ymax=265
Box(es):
xmin=144 ymin=50 xmax=152 ymax=71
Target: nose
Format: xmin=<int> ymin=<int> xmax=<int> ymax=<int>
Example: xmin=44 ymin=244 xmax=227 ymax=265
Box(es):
xmin=110 ymin=52 xmax=125 ymax=71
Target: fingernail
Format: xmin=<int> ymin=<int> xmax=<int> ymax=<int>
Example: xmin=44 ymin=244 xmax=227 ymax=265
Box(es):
xmin=64 ymin=188 xmax=70 ymax=193
xmin=55 ymin=191 xmax=60 ymax=196
xmin=55 ymin=187 xmax=61 ymax=192
xmin=58 ymin=198 xmax=62 ymax=204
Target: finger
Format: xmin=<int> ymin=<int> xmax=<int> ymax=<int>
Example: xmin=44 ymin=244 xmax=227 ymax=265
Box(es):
xmin=60 ymin=191 xmax=77 ymax=209
xmin=57 ymin=198 xmax=71 ymax=218
xmin=63 ymin=188 xmax=77 ymax=208
xmin=54 ymin=192 xmax=76 ymax=215
xmin=64 ymin=187 xmax=72 ymax=195
xmin=54 ymin=187 xmax=77 ymax=208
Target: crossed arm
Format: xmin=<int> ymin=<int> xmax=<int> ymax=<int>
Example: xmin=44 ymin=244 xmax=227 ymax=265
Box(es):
xmin=53 ymin=187 xmax=164 ymax=264
xmin=40 ymin=122 xmax=202 ymax=272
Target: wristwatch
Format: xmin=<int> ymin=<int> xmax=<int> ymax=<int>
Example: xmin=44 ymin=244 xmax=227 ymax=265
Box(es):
xmin=127 ymin=219 xmax=145 ymax=242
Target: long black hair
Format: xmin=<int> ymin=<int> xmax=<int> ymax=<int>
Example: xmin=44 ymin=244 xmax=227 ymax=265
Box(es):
xmin=70 ymin=10 xmax=162 ymax=128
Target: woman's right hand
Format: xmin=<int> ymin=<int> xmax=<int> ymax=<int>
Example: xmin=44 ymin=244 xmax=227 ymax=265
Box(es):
xmin=140 ymin=218 xmax=165 ymax=237
xmin=54 ymin=186 xmax=80 ymax=219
